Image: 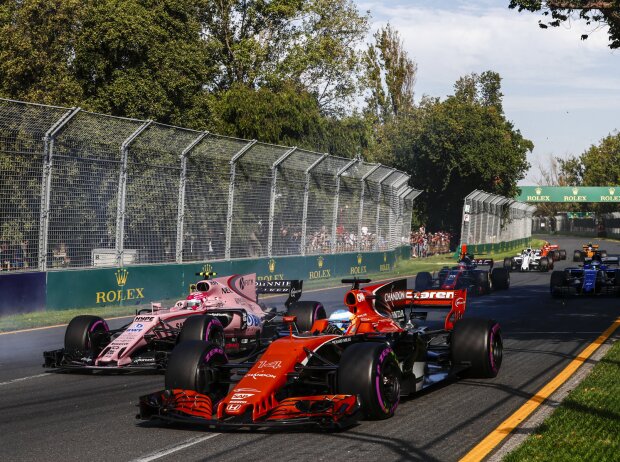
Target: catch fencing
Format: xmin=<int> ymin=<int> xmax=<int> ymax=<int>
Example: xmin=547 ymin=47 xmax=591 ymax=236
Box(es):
xmin=0 ymin=98 xmax=420 ymax=271
xmin=459 ymin=190 xmax=536 ymax=246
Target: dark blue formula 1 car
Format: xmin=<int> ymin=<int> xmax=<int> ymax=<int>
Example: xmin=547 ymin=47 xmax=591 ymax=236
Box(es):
xmin=550 ymin=254 xmax=620 ymax=297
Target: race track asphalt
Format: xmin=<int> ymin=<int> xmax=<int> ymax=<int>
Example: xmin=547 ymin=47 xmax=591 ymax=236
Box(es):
xmin=1 ymin=236 xmax=619 ymax=462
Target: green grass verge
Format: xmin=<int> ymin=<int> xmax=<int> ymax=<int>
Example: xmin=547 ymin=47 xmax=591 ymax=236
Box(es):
xmin=0 ymin=239 xmax=544 ymax=333
xmin=503 ymin=339 xmax=620 ymax=462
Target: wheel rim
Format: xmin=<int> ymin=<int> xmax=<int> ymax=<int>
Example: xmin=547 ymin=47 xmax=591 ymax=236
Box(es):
xmin=489 ymin=327 xmax=503 ymax=373
xmin=376 ymin=360 xmax=400 ymax=414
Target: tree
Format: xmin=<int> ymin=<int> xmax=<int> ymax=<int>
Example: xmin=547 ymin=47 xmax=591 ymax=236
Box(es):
xmin=371 ymin=73 xmax=532 ymax=233
xmin=201 ymin=0 xmax=368 ymax=114
xmin=509 ymin=1 xmax=620 ymax=48
xmin=363 ymin=24 xmax=417 ymax=123
xmin=0 ymin=0 xmax=215 ymax=126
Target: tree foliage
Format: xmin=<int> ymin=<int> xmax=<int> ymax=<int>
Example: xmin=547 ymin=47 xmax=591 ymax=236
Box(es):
xmin=370 ymin=73 xmax=532 ymax=232
xmin=509 ymin=1 xmax=620 ymax=48
xmin=363 ymin=24 xmax=417 ymax=123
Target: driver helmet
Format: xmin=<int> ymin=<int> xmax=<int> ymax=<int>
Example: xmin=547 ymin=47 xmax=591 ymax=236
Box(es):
xmin=327 ymin=309 xmax=353 ymax=333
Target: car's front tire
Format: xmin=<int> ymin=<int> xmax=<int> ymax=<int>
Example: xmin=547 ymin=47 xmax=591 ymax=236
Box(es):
xmin=338 ymin=342 xmax=401 ymax=419
xmin=64 ymin=315 xmax=109 ymax=354
xmin=178 ymin=315 xmax=225 ymax=347
xmin=165 ymin=341 xmax=229 ymax=400
xmin=286 ymin=301 xmax=326 ymax=332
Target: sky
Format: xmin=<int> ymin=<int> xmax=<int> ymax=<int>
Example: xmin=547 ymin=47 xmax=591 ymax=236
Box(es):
xmin=356 ymin=0 xmax=620 ymax=185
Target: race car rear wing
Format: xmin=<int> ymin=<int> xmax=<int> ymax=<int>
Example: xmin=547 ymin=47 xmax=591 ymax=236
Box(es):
xmin=381 ymin=288 xmax=466 ymax=330
xmin=256 ymin=280 xmax=303 ymax=307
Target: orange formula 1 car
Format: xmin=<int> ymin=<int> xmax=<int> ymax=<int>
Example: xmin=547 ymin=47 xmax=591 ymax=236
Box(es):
xmin=573 ymin=243 xmax=607 ymax=262
xmin=138 ymin=278 xmax=503 ymax=430
xmin=540 ymin=242 xmax=566 ymax=261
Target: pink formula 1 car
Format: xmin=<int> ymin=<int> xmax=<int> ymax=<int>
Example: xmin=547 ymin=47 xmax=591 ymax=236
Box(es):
xmin=43 ymin=273 xmax=325 ymax=372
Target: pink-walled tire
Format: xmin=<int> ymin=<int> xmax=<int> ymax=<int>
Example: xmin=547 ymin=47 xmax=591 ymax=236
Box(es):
xmin=451 ymin=318 xmax=502 ymax=378
xmin=165 ymin=341 xmax=229 ymax=400
xmin=178 ymin=315 xmax=224 ymax=347
xmin=338 ymin=342 xmax=401 ymax=420
xmin=286 ymin=301 xmax=326 ymax=332
xmin=64 ymin=315 xmax=109 ymax=353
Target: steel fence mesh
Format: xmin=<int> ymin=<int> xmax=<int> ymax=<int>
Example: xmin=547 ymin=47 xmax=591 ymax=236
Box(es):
xmin=0 ymin=98 xmax=417 ymax=272
xmin=124 ymin=123 xmax=199 ymax=264
xmin=0 ymin=100 xmax=72 ymax=269
xmin=183 ymin=135 xmax=245 ymax=262
xmin=230 ymin=143 xmax=288 ymax=259
xmin=49 ymin=111 xmax=145 ymax=268
xmin=305 ymin=156 xmax=348 ymax=255
xmin=460 ymin=190 xmax=535 ymax=245
xmin=272 ymin=149 xmax=321 ymax=256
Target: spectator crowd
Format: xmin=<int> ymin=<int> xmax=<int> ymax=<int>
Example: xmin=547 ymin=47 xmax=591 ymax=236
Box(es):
xmin=409 ymin=227 xmax=452 ymax=258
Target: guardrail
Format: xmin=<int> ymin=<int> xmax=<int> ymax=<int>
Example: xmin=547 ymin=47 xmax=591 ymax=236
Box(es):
xmin=0 ymin=98 xmax=421 ymax=272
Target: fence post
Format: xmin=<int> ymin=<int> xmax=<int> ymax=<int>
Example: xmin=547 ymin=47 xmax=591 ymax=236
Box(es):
xmin=300 ymin=153 xmax=328 ymax=256
xmin=116 ymin=120 xmax=152 ymax=267
xmin=38 ymin=107 xmax=81 ymax=271
xmin=331 ymin=158 xmax=359 ymax=254
xmin=357 ymin=164 xmax=382 ymax=251
xmin=267 ymin=147 xmax=297 ymax=257
xmin=390 ymin=175 xmax=410 ymax=250
xmin=375 ymin=169 xmax=395 ymax=251
xmin=176 ymin=132 xmax=209 ymax=263
xmin=224 ymin=140 xmax=257 ymax=260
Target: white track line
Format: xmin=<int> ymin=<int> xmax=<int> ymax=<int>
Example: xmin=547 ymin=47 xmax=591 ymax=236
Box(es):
xmin=0 ymin=373 xmax=49 ymax=387
xmin=130 ymin=433 xmax=221 ymax=462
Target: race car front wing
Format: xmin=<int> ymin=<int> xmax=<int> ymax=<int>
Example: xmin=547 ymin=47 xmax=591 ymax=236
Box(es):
xmin=137 ymin=389 xmax=361 ymax=430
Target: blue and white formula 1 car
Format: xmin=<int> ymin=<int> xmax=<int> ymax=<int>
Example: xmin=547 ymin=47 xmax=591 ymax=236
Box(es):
xmin=550 ymin=254 xmax=620 ymax=297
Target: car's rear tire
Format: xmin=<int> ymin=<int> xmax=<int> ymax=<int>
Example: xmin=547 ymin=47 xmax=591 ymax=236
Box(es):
xmin=165 ymin=341 xmax=229 ymax=400
xmin=178 ymin=315 xmax=225 ymax=347
xmin=415 ymin=271 xmax=433 ymax=291
xmin=338 ymin=342 xmax=401 ymax=420
xmin=451 ymin=318 xmax=502 ymax=378
xmin=286 ymin=301 xmax=326 ymax=332
xmin=64 ymin=315 xmax=109 ymax=353
xmin=573 ymin=250 xmax=583 ymax=262
xmin=559 ymin=249 xmax=567 ymax=260
xmin=503 ymin=257 xmax=513 ymax=271
xmin=550 ymin=270 xmax=566 ymax=297
xmin=491 ymin=268 xmax=510 ymax=290
xmin=539 ymin=257 xmax=549 ymax=272
xmin=474 ymin=270 xmax=491 ymax=294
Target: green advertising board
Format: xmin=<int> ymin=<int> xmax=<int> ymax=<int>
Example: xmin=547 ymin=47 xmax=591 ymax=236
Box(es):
xmin=45 ymin=248 xmax=402 ymax=310
xmin=518 ymin=186 xmax=620 ymax=203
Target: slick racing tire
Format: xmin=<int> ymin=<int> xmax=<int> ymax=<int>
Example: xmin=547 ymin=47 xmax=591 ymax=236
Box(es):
xmin=165 ymin=341 xmax=229 ymax=400
xmin=539 ymin=257 xmax=549 ymax=272
xmin=503 ymin=257 xmax=513 ymax=271
xmin=286 ymin=301 xmax=326 ymax=332
xmin=64 ymin=315 xmax=109 ymax=353
xmin=474 ymin=271 xmax=491 ymax=295
xmin=550 ymin=250 xmax=560 ymax=262
xmin=451 ymin=318 xmax=502 ymax=378
xmin=573 ymin=250 xmax=583 ymax=262
xmin=178 ymin=315 xmax=225 ymax=347
xmin=550 ymin=270 xmax=566 ymax=297
xmin=491 ymin=268 xmax=510 ymax=290
xmin=338 ymin=342 xmax=401 ymax=420
xmin=559 ymin=249 xmax=567 ymax=260
xmin=414 ymin=272 xmax=433 ymax=291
